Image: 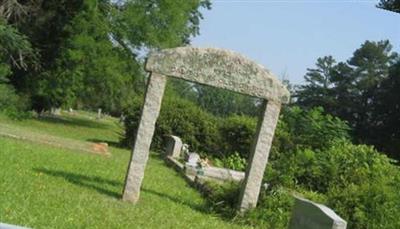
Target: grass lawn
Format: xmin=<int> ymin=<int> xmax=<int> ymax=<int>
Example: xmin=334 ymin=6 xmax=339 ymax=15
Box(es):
xmin=0 ymin=112 xmax=250 ymax=228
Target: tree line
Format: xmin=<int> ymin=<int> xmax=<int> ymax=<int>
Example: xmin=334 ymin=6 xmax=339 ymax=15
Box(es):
xmin=0 ymin=0 xmax=211 ymax=115
xmin=0 ymin=0 xmax=399 ymax=161
xmin=295 ymin=40 xmax=400 ymax=160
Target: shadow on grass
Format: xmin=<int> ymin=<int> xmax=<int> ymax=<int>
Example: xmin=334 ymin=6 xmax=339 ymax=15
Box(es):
xmin=37 ymin=115 xmax=110 ymax=129
xmin=141 ymin=187 xmax=209 ymax=213
xmin=33 ymin=168 xmax=122 ymax=198
xmin=32 ymin=167 xmax=211 ymax=215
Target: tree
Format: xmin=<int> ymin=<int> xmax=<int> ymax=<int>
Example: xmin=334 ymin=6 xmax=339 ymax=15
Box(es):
xmin=295 ymin=40 xmax=400 ymax=159
xmin=377 ymin=0 xmax=400 ymax=13
xmin=372 ymin=60 xmax=400 ymax=158
xmin=111 ymin=0 xmax=211 ymax=54
xmin=0 ymin=18 xmax=36 ymax=113
xmin=295 ymin=56 xmax=337 ymax=114
xmin=194 ymin=84 xmax=261 ymax=117
xmin=3 ymin=0 xmax=211 ymax=113
xmin=34 ymin=0 xmax=141 ymax=113
xmin=347 ymin=40 xmax=397 ymax=142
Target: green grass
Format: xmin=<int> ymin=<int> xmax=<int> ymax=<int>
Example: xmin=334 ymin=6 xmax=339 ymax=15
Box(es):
xmin=0 ymin=112 xmax=121 ymax=143
xmin=0 ymin=113 xmax=250 ymax=228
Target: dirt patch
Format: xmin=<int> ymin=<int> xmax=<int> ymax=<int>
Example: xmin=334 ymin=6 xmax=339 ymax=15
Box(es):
xmin=0 ymin=123 xmax=111 ymax=156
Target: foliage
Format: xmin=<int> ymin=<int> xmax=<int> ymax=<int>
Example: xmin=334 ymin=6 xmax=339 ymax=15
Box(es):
xmin=260 ymin=139 xmax=400 ymax=229
xmin=218 ymin=115 xmax=257 ymax=158
xmin=111 ymin=0 xmax=211 ymax=52
xmin=0 ymin=19 xmax=35 ymax=117
xmin=213 ymin=152 xmax=247 ymax=171
xmin=295 ymin=40 xmax=400 ymax=160
xmin=122 ymin=95 xmax=349 ymax=162
xmin=122 ymin=94 xmax=220 ymax=154
xmin=274 ymin=106 xmax=350 ymax=152
xmin=377 ymin=0 xmax=400 ymax=13
xmin=35 ymin=1 xmax=140 ymax=114
xmin=0 ymin=19 xmax=37 ymax=70
xmin=370 ymin=60 xmax=400 ymax=159
xmin=2 ymin=0 xmax=211 ymax=114
xmin=194 ymin=84 xmax=261 ymax=117
xmin=202 ymin=181 xmax=241 ymax=218
xmin=243 ymin=187 xmax=295 ymax=229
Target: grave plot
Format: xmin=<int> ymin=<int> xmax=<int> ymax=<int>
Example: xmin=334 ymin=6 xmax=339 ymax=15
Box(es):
xmin=163 ymin=135 xmax=245 ymax=183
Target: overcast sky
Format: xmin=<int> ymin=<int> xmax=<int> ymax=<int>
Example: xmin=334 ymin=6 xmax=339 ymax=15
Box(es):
xmin=192 ymin=0 xmax=400 ymax=84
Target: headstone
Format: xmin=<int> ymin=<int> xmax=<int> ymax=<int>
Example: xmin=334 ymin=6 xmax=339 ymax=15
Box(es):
xmin=122 ymin=47 xmax=289 ymax=209
xmin=54 ymin=108 xmax=61 ymax=115
xmin=50 ymin=107 xmax=61 ymax=115
xmin=97 ymin=108 xmax=102 ymax=119
xmin=181 ymin=143 xmax=189 ymax=157
xmin=165 ymin=135 xmax=183 ymax=158
xmin=187 ymin=153 xmax=200 ymax=167
xmin=289 ymin=197 xmax=347 ymax=229
xmin=119 ymin=114 xmax=126 ymax=123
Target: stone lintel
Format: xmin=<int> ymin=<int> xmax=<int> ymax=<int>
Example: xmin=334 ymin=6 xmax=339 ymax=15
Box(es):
xmin=145 ymin=47 xmax=290 ymax=104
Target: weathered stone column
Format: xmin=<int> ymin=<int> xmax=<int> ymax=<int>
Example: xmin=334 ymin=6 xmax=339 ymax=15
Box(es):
xmin=122 ymin=72 xmax=167 ymax=203
xmin=238 ymin=100 xmax=281 ymax=211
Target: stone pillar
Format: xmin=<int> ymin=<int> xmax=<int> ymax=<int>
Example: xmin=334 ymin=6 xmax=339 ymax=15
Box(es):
xmin=165 ymin=135 xmax=183 ymax=158
xmin=238 ymin=100 xmax=281 ymax=211
xmin=122 ymin=72 xmax=167 ymax=203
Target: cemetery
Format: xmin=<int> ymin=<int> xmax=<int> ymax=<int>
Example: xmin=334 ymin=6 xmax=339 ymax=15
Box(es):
xmin=1 ymin=1 xmax=399 ymax=228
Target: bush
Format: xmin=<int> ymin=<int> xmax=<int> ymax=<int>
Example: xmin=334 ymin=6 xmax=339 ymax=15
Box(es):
xmin=243 ymin=187 xmax=295 ymax=229
xmin=272 ymin=106 xmax=350 ymax=154
xmin=217 ymin=106 xmax=350 ymax=160
xmin=218 ymin=115 xmax=257 ymax=158
xmin=0 ymin=84 xmax=30 ymax=119
xmin=121 ymin=95 xmax=220 ymax=154
xmin=262 ymin=140 xmax=400 ymax=229
xmin=202 ymin=181 xmax=241 ymax=218
xmin=213 ymin=152 xmax=247 ymax=171
xmin=122 ymin=96 xmax=400 ymax=228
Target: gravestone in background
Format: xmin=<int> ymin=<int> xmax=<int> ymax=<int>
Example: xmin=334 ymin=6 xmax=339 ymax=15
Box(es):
xmin=289 ymin=197 xmax=347 ymax=229
xmin=165 ymin=135 xmax=183 ymax=158
xmin=122 ymin=47 xmax=290 ymax=211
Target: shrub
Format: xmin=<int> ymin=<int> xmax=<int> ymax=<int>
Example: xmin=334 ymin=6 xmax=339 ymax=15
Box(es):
xmin=0 ymin=84 xmax=30 ymax=119
xmin=202 ymin=181 xmax=241 ymax=218
xmin=218 ymin=115 xmax=257 ymax=158
xmin=272 ymin=106 xmax=350 ymax=154
xmin=121 ymin=95 xmax=220 ymax=154
xmin=262 ymin=140 xmax=400 ymax=229
xmin=218 ymin=106 xmax=350 ymax=160
xmin=213 ymin=152 xmax=247 ymax=171
xmin=122 ymin=97 xmax=400 ymax=228
xmin=243 ymin=187 xmax=295 ymax=229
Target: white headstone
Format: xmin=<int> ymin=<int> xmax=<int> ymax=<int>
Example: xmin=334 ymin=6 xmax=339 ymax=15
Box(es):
xmin=187 ymin=153 xmax=200 ymax=167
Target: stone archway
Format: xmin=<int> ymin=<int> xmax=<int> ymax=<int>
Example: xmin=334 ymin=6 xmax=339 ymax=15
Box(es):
xmin=122 ymin=47 xmax=290 ymax=211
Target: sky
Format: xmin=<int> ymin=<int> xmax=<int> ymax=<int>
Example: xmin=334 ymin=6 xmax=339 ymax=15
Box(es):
xmin=191 ymin=0 xmax=400 ymax=85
